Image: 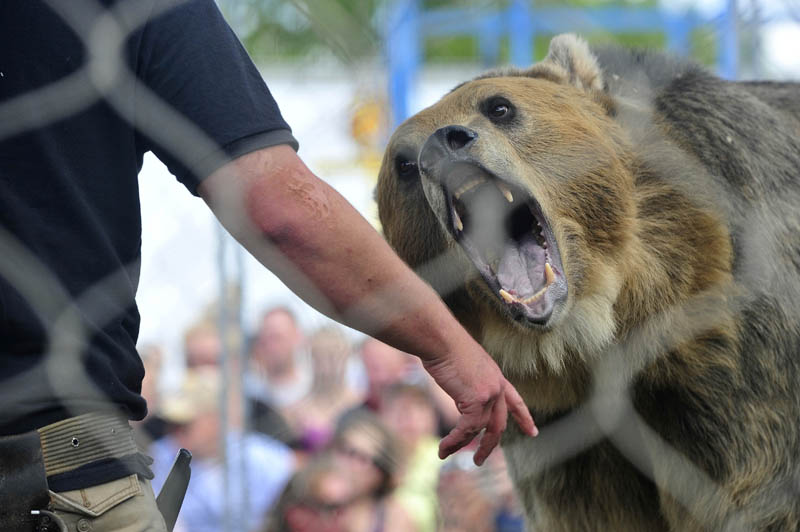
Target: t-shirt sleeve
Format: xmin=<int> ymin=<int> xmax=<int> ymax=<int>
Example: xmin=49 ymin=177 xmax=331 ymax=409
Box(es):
xmin=134 ymin=0 xmax=298 ymax=195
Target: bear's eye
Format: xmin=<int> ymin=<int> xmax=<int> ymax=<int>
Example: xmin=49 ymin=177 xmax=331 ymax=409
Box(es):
xmin=395 ymin=157 xmax=418 ymax=179
xmin=491 ymin=103 xmax=509 ymax=118
xmin=485 ymin=97 xmax=514 ymax=122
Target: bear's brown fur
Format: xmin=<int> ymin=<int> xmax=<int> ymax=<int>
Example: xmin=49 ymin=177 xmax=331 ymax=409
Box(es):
xmin=377 ymin=34 xmax=800 ymax=531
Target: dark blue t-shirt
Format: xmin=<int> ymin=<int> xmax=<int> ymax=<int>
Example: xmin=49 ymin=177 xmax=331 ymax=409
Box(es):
xmin=0 ymin=0 xmax=296 ymax=464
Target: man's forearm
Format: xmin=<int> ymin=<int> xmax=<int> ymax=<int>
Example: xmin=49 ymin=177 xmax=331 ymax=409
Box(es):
xmin=200 ymin=145 xmax=473 ymax=360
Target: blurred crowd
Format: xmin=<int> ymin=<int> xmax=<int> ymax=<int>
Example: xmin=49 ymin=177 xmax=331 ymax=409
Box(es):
xmin=135 ymin=306 xmax=525 ymax=532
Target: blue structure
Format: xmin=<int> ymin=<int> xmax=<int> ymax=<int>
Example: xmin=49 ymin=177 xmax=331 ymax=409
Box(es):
xmin=385 ymin=0 xmax=740 ymax=127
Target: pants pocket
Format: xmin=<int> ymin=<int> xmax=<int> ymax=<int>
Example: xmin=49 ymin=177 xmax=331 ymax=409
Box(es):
xmin=49 ymin=475 xmax=167 ymax=531
xmin=50 ymin=474 xmax=141 ymax=517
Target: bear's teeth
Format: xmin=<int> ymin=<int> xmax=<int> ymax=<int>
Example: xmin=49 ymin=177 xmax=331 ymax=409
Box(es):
xmin=499 ymin=289 xmax=516 ymax=304
xmin=501 ymin=283 xmax=551 ymax=306
xmin=497 ymin=182 xmax=513 ymax=203
xmin=521 ymin=284 xmax=548 ymax=305
xmin=498 ymin=265 xmax=555 ymax=306
xmin=453 ymin=178 xmax=486 ymax=199
xmin=545 ymin=262 xmax=555 ymax=285
xmin=454 ymin=209 xmax=464 ymax=231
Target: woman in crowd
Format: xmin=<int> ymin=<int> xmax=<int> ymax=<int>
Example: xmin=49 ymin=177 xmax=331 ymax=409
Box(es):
xmin=265 ymin=409 xmax=416 ymax=532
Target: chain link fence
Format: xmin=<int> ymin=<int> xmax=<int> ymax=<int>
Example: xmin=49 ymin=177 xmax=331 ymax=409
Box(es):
xmin=2 ymin=0 xmax=800 ymax=531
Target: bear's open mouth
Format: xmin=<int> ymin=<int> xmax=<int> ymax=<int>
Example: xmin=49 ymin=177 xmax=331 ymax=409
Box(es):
xmin=440 ymin=163 xmax=567 ymax=324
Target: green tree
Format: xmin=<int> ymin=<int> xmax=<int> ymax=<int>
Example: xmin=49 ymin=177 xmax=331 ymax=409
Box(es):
xmin=219 ymin=0 xmax=720 ymax=67
xmin=218 ymin=0 xmax=384 ymax=63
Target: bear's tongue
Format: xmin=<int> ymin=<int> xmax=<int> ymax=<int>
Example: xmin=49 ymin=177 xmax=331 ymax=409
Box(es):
xmin=496 ymin=233 xmax=546 ymax=300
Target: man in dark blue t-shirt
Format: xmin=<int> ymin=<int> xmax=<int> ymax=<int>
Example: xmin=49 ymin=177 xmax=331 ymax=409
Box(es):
xmin=0 ymin=1 xmax=535 ymax=529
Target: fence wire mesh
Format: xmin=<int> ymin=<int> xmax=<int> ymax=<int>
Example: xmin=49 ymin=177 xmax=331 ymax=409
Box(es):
xmin=2 ymin=1 xmax=800 ymax=531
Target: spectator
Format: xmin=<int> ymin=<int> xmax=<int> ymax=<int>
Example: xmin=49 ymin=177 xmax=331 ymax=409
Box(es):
xmin=151 ymin=368 xmax=294 ymax=532
xmin=359 ymin=338 xmax=459 ymax=437
xmin=283 ymin=326 xmax=362 ymax=452
xmin=485 ymin=452 xmax=526 ymax=532
xmin=358 ymin=338 xmax=415 ymax=412
xmin=326 ymin=410 xmax=415 ymax=531
xmin=263 ymin=456 xmax=348 ymax=532
xmin=436 ymin=454 xmax=495 ymax=532
xmin=380 ymin=384 xmax=441 ymax=532
xmin=436 ymin=450 xmax=525 ymax=532
xmin=244 ymin=307 xmax=308 ymax=446
xmin=267 ymin=410 xmax=415 ymax=532
xmin=247 ymin=307 xmax=311 ymax=408
xmin=184 ymin=319 xmax=223 ymax=368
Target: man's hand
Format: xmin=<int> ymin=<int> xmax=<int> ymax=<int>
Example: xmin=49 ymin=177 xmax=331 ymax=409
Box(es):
xmin=423 ymin=348 xmax=538 ymax=466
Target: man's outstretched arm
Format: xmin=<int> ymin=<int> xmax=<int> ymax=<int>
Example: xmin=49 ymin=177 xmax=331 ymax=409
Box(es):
xmin=198 ymin=144 xmax=537 ymax=465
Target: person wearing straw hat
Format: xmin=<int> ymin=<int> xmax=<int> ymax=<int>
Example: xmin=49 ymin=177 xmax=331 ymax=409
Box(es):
xmin=149 ymin=369 xmax=295 ymax=532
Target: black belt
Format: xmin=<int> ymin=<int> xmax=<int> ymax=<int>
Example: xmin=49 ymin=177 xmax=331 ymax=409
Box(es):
xmin=37 ymin=413 xmax=138 ymax=478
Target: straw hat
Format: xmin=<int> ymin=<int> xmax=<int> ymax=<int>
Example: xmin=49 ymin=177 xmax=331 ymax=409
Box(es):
xmin=158 ymin=368 xmax=221 ymax=424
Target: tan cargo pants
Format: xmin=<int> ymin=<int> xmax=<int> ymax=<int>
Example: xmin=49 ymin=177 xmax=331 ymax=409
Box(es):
xmin=49 ymin=474 xmax=168 ymax=532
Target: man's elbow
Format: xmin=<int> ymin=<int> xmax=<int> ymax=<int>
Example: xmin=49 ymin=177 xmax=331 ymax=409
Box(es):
xmin=246 ymin=162 xmax=340 ymax=260
xmin=244 ymin=172 xmax=309 ymax=249
xmin=201 ymin=145 xmax=323 ymax=249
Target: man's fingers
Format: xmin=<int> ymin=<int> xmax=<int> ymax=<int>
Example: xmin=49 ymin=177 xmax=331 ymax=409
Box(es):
xmin=473 ymin=430 xmax=500 ymax=466
xmin=438 ymin=400 xmax=493 ymax=460
xmin=505 ymin=382 xmax=538 ymax=437
xmin=473 ymin=395 xmax=507 ymax=465
xmin=438 ymin=421 xmax=480 ymax=459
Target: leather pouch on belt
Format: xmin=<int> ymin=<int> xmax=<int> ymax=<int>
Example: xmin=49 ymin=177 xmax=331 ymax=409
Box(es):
xmin=0 ymin=430 xmax=50 ymax=532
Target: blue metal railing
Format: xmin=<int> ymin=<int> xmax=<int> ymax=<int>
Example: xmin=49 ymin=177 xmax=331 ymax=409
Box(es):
xmin=385 ymin=0 xmax=739 ymax=127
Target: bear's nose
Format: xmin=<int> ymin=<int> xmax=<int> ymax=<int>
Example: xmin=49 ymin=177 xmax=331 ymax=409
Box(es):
xmin=439 ymin=125 xmax=478 ymax=152
xmin=419 ymin=125 xmax=479 ymax=175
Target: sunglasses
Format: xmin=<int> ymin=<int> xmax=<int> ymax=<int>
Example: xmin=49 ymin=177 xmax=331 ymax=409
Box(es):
xmin=334 ymin=442 xmax=384 ymax=471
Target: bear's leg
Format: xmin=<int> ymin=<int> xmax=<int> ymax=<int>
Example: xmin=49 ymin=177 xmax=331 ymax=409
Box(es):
xmin=503 ymin=423 xmax=670 ymax=531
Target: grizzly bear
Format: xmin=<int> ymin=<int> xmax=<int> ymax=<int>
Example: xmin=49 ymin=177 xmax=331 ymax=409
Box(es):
xmin=376 ymin=34 xmax=800 ymax=531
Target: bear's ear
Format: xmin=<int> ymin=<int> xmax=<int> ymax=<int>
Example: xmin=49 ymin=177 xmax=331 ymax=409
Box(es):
xmin=527 ymin=34 xmax=604 ymax=92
